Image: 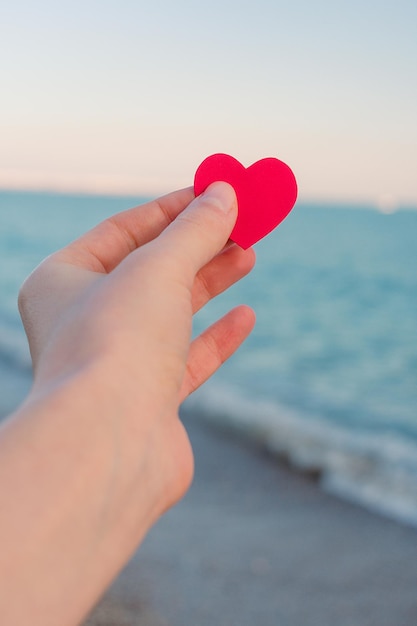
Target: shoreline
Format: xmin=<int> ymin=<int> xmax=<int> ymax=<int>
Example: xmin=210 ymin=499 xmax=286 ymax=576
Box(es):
xmin=183 ymin=393 xmax=417 ymax=530
xmin=85 ymin=412 xmax=417 ymax=626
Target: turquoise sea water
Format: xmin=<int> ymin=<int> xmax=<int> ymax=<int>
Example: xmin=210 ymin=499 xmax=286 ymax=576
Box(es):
xmin=1 ymin=190 xmax=416 ymax=525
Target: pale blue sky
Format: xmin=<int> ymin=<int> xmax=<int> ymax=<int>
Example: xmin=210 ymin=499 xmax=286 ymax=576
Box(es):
xmin=1 ymin=0 xmax=416 ymax=205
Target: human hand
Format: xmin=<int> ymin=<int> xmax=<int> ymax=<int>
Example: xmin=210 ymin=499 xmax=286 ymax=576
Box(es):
xmin=18 ymin=183 xmax=255 ymax=518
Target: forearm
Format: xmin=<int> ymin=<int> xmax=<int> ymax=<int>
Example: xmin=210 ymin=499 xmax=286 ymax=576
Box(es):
xmin=0 ymin=369 xmax=156 ymax=626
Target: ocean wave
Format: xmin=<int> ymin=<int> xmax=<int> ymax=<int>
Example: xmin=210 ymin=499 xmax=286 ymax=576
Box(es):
xmin=183 ymin=382 xmax=417 ymax=529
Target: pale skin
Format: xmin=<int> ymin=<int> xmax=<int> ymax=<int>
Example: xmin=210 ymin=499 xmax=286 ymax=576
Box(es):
xmin=0 ymin=182 xmax=256 ymax=626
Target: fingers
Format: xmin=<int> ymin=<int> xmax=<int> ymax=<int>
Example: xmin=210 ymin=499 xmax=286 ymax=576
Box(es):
xmin=179 ymin=305 xmax=256 ymax=401
xmin=153 ymin=182 xmax=238 ymax=283
xmin=55 ymin=182 xmax=237 ymax=288
xmin=55 ymin=187 xmax=195 ymax=273
xmin=191 ymin=244 xmax=256 ymax=313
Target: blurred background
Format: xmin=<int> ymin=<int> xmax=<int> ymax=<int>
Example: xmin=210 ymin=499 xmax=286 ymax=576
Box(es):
xmin=1 ymin=0 xmax=416 ymax=204
xmin=1 ymin=1 xmax=417 ymax=615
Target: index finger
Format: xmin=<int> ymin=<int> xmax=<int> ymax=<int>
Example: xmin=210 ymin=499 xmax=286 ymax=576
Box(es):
xmin=55 ymin=187 xmax=195 ymax=273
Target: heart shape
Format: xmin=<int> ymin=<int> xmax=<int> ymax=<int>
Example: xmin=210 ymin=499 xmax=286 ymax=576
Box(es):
xmin=194 ymin=153 xmax=298 ymax=249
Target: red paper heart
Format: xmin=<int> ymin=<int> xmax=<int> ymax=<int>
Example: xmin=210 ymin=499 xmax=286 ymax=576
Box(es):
xmin=194 ymin=154 xmax=298 ymax=249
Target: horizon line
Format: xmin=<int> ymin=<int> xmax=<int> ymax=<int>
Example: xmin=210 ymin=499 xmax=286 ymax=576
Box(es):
xmin=0 ymin=183 xmax=416 ymax=214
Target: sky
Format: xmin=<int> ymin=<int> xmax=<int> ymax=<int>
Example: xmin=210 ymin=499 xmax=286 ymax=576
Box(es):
xmin=1 ymin=0 xmax=416 ymax=206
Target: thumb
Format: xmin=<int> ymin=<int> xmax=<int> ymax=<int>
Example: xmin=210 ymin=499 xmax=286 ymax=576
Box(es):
xmin=154 ymin=181 xmax=238 ymax=276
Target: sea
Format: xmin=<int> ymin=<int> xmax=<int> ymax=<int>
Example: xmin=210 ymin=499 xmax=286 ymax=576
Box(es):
xmin=1 ymin=190 xmax=416 ymax=527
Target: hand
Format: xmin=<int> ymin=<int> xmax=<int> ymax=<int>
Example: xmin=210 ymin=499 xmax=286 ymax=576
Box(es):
xmin=20 ymin=184 xmax=255 ymax=393
xmin=19 ymin=183 xmax=255 ymax=510
xmin=4 ymin=183 xmax=255 ymax=625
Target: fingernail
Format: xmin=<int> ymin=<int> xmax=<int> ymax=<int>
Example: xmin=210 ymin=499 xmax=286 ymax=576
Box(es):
xmin=203 ymin=181 xmax=237 ymax=214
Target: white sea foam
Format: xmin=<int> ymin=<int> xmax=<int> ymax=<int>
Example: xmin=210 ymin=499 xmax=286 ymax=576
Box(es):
xmin=184 ymin=382 xmax=417 ymax=528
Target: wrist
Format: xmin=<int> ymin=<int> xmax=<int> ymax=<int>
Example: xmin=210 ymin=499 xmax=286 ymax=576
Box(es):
xmin=21 ymin=363 xmax=159 ymax=543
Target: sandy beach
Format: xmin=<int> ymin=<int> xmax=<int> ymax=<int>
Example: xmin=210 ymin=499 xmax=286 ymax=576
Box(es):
xmin=84 ymin=412 xmax=417 ymax=626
